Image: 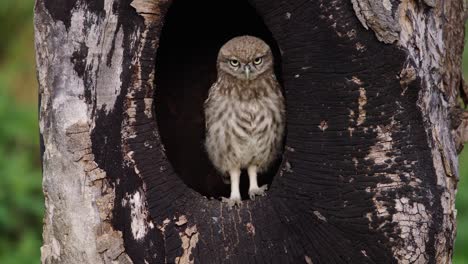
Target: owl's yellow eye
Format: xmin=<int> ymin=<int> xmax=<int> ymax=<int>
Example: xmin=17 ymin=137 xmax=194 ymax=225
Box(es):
xmin=229 ymin=59 xmax=240 ymax=67
xmin=253 ymin=57 xmax=263 ymax=65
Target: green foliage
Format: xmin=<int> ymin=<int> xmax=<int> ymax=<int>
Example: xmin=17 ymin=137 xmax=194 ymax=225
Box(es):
xmin=454 ymin=148 xmax=468 ymax=264
xmin=0 ymin=1 xmax=43 ymax=263
xmin=0 ymin=89 xmax=43 ymax=263
xmin=453 ymin=22 xmax=468 ymax=264
xmin=0 ymin=1 xmax=467 ymax=263
xmin=0 ymin=0 xmax=34 ymax=61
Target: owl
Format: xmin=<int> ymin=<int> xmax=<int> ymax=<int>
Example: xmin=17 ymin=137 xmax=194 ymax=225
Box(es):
xmin=204 ymin=35 xmax=285 ymax=207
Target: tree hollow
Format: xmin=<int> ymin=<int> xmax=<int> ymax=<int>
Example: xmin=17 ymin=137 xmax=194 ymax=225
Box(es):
xmin=154 ymin=0 xmax=284 ymax=199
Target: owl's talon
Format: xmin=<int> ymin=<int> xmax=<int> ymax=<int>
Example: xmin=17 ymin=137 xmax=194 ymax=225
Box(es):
xmin=221 ymin=197 xmax=242 ymax=209
xmin=249 ymin=184 xmax=268 ymax=200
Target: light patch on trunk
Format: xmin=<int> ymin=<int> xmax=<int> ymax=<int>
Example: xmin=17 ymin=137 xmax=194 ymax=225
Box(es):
xmin=144 ymin=98 xmax=153 ymax=118
xmin=124 ymin=151 xmax=143 ymax=176
xmin=52 ymin=97 xmax=89 ymax=130
xmin=356 ymin=42 xmax=366 ymax=52
xmin=175 ymin=225 xmax=199 ymax=264
xmin=351 ymin=76 xmax=363 ymax=85
xmin=357 ymin=87 xmax=367 ymax=126
xmin=366 ymin=120 xmax=429 ymax=262
xmin=68 ymin=1 xmax=123 ymax=114
xmin=157 ymin=218 xmax=171 ymax=232
xmin=175 ymin=215 xmax=188 ymax=226
xmin=318 ymin=120 xmax=328 ymax=131
xmin=122 ymin=190 xmax=154 ymax=241
xmin=392 ymin=199 xmax=429 ymax=263
xmin=246 ymin=223 xmax=255 ymax=236
xmin=349 ymin=109 xmax=355 ymax=125
xmin=313 ymin=211 xmax=327 ymax=222
xmin=96 ymin=27 xmax=124 ymax=113
xmin=42 ymin=10 xmax=90 ymax=130
xmin=366 ymin=125 xmax=393 ymax=165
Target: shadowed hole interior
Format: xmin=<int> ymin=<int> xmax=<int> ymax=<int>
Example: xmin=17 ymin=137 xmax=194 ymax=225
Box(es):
xmin=154 ymin=0 xmax=284 ymax=200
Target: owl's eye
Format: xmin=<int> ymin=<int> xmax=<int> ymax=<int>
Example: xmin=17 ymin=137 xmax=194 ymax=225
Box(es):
xmin=253 ymin=57 xmax=263 ymax=65
xmin=229 ymin=59 xmax=240 ymax=67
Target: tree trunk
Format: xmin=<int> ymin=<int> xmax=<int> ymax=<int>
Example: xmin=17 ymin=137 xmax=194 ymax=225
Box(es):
xmin=35 ymin=0 xmax=464 ymax=263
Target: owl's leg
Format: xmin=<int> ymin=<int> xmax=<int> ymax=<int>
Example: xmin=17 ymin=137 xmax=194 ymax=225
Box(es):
xmin=247 ymin=165 xmax=268 ymax=200
xmin=221 ymin=168 xmax=242 ymax=208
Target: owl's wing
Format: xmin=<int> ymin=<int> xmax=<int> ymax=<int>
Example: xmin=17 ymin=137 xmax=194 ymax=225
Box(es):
xmin=204 ymin=81 xmax=219 ymax=106
xmin=204 ymin=81 xmax=219 ymax=130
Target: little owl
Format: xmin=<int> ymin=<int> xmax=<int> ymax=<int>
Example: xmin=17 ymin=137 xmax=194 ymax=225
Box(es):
xmin=204 ymin=35 xmax=285 ymax=207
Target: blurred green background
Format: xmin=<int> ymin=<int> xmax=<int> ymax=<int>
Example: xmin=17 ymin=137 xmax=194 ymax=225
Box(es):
xmin=0 ymin=1 xmax=467 ymax=263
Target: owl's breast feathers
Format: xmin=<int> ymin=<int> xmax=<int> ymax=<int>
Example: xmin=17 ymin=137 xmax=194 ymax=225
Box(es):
xmin=204 ymin=75 xmax=285 ymax=175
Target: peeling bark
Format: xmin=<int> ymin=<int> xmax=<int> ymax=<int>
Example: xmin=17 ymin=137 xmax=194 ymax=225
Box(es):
xmin=35 ymin=0 xmax=464 ymax=263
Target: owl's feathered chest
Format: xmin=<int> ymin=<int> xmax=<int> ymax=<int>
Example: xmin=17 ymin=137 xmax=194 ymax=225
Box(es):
xmin=204 ymin=75 xmax=285 ymax=173
xmin=204 ymin=76 xmax=283 ymax=136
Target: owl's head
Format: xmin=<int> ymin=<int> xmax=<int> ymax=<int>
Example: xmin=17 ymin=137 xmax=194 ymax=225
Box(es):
xmin=217 ymin=36 xmax=274 ymax=81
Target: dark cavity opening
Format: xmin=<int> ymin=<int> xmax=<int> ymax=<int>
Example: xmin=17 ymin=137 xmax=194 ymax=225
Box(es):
xmin=154 ymin=0 xmax=284 ymax=200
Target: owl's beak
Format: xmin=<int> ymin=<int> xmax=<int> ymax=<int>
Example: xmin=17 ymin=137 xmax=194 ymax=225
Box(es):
xmin=244 ymin=65 xmax=251 ymax=79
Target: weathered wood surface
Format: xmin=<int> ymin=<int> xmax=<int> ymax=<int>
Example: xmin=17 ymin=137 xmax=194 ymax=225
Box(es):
xmin=35 ymin=0 xmax=464 ymax=263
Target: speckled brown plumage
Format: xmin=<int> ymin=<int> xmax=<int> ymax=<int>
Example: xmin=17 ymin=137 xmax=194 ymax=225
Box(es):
xmin=204 ymin=36 xmax=285 ymax=207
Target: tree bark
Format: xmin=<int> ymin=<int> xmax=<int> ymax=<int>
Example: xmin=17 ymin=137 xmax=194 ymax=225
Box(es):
xmin=35 ymin=0 xmax=464 ymax=263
